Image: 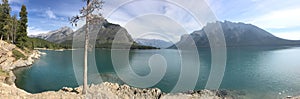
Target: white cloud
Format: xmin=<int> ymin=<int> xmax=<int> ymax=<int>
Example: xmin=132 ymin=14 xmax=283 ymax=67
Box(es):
xmin=104 ymin=0 xmax=206 ymax=41
xmin=10 ymin=5 xmax=21 ymax=12
xmin=27 ymin=27 xmax=50 ymax=35
xmin=248 ymin=8 xmax=300 ymax=29
xmin=124 ymin=14 xmax=189 ymax=42
xmin=8 ymin=0 xmax=24 ymax=4
xmin=46 ymin=8 xmax=57 ymax=19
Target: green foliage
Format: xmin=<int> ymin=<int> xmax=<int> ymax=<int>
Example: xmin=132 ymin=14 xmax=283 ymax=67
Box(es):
xmin=16 ymin=36 xmax=29 ymax=49
xmin=0 ymin=2 xmax=28 ymax=49
xmin=29 ymin=38 xmax=68 ymax=49
xmin=0 ymin=3 xmax=68 ymax=50
xmin=12 ymin=49 xmax=26 ymax=60
xmin=131 ymin=42 xmax=159 ymax=49
xmin=16 ymin=5 xmax=28 ymax=47
xmin=0 ymin=0 xmax=11 ymax=40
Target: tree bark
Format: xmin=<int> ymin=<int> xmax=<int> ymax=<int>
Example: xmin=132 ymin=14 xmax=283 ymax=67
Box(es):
xmin=82 ymin=0 xmax=90 ymax=95
xmin=7 ymin=33 xmax=10 ymax=42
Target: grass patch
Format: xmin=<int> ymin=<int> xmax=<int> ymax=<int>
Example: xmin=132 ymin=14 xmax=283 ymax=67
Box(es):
xmin=12 ymin=49 xmax=27 ymax=60
xmin=0 ymin=69 xmax=8 ymax=77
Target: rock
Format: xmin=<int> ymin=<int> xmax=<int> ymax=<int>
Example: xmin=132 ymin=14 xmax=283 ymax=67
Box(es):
xmin=74 ymin=87 xmax=82 ymax=92
xmin=39 ymin=52 xmax=47 ymax=55
xmin=61 ymin=87 xmax=73 ymax=92
xmin=10 ymin=50 xmax=42 ymax=70
xmin=0 ymin=40 xmax=44 ymax=73
xmin=0 ymin=81 xmax=244 ymax=99
xmin=216 ymin=90 xmax=228 ymax=97
xmin=287 ymin=96 xmax=292 ymax=98
xmin=4 ymin=71 xmax=15 ymax=85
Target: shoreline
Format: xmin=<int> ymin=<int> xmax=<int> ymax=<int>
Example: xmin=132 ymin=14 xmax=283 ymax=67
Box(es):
xmin=0 ymin=45 xmax=234 ymax=98
xmin=0 ymin=81 xmax=242 ymax=99
xmin=0 ymin=42 xmax=231 ymax=98
xmin=5 ymin=50 xmax=45 ymax=86
xmin=34 ymin=48 xmax=76 ymax=51
xmin=0 ymin=41 xmax=299 ymax=98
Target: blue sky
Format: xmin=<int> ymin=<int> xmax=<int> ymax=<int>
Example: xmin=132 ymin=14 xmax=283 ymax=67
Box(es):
xmin=5 ymin=0 xmax=300 ymax=41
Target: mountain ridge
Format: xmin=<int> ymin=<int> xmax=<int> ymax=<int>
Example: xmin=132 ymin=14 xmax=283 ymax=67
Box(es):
xmin=135 ymin=38 xmax=173 ymax=48
xmin=29 ymin=26 xmax=74 ymax=43
xmin=31 ymin=17 xmax=156 ymax=49
xmin=170 ymin=21 xmax=300 ymax=48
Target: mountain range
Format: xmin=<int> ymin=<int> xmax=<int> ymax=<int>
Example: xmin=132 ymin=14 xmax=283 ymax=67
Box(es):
xmin=31 ymin=20 xmax=300 ymax=48
xmin=135 ymin=39 xmax=173 ymax=48
xmin=170 ymin=21 xmax=300 ymax=48
xmin=30 ymin=17 xmax=156 ymax=49
xmin=29 ymin=26 xmax=74 ymax=43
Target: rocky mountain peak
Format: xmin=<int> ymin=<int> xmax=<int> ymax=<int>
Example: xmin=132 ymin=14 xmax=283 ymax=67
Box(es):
xmin=30 ymin=26 xmax=74 ymax=43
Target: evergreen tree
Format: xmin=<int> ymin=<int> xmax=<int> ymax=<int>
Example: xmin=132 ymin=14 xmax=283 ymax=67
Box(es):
xmin=0 ymin=0 xmax=11 ymax=40
xmin=3 ymin=15 xmax=11 ymax=41
xmin=17 ymin=5 xmax=28 ymax=48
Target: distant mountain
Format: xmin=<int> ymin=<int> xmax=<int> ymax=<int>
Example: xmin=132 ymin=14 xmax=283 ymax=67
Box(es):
xmin=135 ymin=38 xmax=173 ymax=48
xmin=60 ymin=18 xmax=136 ymax=48
xmin=32 ymin=17 xmax=156 ymax=49
xmin=170 ymin=21 xmax=300 ymax=48
xmin=29 ymin=26 xmax=74 ymax=43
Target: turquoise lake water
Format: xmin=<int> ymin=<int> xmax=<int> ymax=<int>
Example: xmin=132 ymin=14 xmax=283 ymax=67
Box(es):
xmin=14 ymin=47 xmax=300 ymax=98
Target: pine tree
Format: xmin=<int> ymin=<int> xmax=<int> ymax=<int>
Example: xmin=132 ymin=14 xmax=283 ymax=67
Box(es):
xmin=3 ymin=0 xmax=10 ymax=40
xmin=3 ymin=15 xmax=11 ymax=41
xmin=0 ymin=0 xmax=11 ymax=40
xmin=17 ymin=5 xmax=28 ymax=48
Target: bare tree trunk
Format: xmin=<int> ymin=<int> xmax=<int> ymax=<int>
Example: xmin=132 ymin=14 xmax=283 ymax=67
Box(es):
xmin=12 ymin=22 xmax=17 ymax=44
xmin=10 ymin=23 xmax=14 ymax=44
xmin=12 ymin=29 xmax=14 ymax=44
xmin=12 ymin=19 xmax=15 ymax=44
xmin=82 ymin=0 xmax=90 ymax=95
xmin=7 ymin=34 xmax=10 ymax=42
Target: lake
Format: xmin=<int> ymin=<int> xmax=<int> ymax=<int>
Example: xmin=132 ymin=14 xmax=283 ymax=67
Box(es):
xmin=14 ymin=47 xmax=300 ymax=98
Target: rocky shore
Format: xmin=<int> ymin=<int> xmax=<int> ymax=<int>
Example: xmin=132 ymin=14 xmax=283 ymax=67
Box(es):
xmin=0 ymin=81 xmax=243 ymax=99
xmin=0 ymin=41 xmax=44 ymax=71
xmin=0 ymin=40 xmax=45 ymax=85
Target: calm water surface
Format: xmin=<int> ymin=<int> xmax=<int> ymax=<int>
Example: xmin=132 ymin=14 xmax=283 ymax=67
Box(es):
xmin=14 ymin=47 xmax=300 ymax=98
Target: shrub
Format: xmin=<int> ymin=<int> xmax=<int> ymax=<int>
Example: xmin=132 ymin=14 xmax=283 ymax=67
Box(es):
xmin=12 ymin=49 xmax=26 ymax=60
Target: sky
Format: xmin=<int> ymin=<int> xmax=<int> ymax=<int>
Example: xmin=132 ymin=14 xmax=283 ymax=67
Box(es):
xmin=4 ymin=0 xmax=300 ymax=42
